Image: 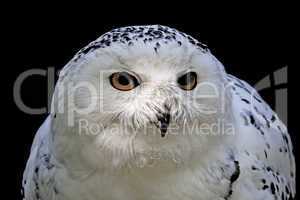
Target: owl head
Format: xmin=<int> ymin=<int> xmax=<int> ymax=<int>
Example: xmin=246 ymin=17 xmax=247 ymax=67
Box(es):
xmin=51 ymin=25 xmax=234 ymax=171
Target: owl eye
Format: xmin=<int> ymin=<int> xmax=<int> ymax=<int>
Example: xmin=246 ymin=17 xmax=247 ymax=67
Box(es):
xmin=177 ymin=72 xmax=197 ymax=90
xmin=109 ymin=72 xmax=140 ymax=91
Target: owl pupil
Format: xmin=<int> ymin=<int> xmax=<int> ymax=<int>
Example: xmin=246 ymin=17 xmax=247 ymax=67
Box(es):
xmin=179 ymin=77 xmax=188 ymax=85
xmin=178 ymin=74 xmax=192 ymax=85
xmin=118 ymin=74 xmax=130 ymax=85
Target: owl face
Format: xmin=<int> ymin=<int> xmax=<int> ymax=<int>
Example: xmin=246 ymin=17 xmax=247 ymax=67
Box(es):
xmin=53 ymin=25 xmax=233 ymax=169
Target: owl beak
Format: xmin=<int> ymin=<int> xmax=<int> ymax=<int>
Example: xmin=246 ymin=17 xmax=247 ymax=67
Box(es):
xmin=156 ymin=112 xmax=170 ymax=137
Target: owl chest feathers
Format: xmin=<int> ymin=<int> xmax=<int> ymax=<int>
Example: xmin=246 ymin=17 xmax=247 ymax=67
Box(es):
xmin=53 ymin=148 xmax=237 ymax=200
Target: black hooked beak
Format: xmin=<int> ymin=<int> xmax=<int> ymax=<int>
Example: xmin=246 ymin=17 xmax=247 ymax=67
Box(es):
xmin=156 ymin=112 xmax=171 ymax=138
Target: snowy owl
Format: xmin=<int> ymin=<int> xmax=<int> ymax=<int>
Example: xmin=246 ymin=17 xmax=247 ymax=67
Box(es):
xmin=22 ymin=25 xmax=295 ymax=200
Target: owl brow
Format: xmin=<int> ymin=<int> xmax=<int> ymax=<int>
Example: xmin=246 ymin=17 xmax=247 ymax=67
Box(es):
xmin=176 ymin=67 xmax=197 ymax=77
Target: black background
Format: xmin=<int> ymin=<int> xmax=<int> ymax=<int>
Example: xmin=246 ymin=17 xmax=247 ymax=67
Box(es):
xmin=6 ymin=4 xmax=298 ymax=199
